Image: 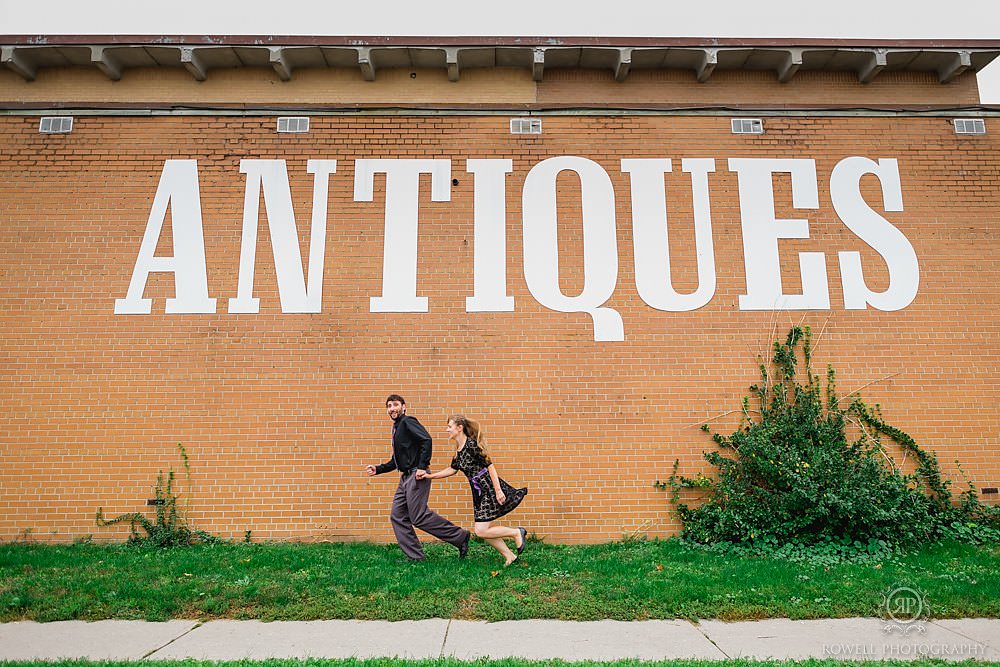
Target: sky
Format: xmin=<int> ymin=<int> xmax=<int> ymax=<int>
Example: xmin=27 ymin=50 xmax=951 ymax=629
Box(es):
xmin=1 ymin=0 xmax=998 ymax=102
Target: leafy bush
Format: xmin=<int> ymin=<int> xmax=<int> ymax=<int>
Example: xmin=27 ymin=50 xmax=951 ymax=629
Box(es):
xmin=95 ymin=443 xmax=220 ymax=546
xmin=658 ymin=326 xmax=999 ymax=549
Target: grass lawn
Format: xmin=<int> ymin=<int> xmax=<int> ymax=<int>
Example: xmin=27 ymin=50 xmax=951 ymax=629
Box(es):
xmin=1 ymin=539 xmax=998 ymax=622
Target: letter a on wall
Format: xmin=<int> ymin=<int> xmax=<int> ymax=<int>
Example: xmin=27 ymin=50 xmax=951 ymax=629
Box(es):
xmin=114 ymin=160 xmax=216 ymax=314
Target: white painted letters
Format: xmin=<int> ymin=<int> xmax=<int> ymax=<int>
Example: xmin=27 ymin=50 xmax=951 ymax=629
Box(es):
xmin=622 ymin=158 xmax=718 ymax=311
xmin=117 ymin=154 xmax=921 ymax=341
xmin=466 ymin=159 xmax=515 ymax=312
xmin=229 ymin=159 xmax=337 ymax=313
xmin=729 ymin=158 xmax=830 ymax=310
xmin=831 ymin=157 xmax=919 ymax=310
xmin=114 ymin=159 xmax=216 ymax=314
xmin=522 ymin=156 xmax=623 ymax=341
xmin=354 ymin=159 xmax=451 ymax=313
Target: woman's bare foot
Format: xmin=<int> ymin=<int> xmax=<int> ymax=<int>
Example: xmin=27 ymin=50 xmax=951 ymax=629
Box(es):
xmin=504 ymin=555 xmax=518 ymax=567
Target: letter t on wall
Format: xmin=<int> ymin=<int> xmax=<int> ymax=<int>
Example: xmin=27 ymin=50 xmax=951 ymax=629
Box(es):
xmin=354 ymin=159 xmax=451 ymax=312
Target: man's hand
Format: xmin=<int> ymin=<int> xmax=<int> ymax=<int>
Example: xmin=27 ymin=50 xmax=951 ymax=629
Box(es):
xmin=365 ymin=465 xmax=377 ymax=476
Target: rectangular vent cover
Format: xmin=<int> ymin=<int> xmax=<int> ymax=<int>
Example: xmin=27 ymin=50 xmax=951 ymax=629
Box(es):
xmin=954 ymin=118 xmax=986 ymax=135
xmin=277 ymin=117 xmax=310 ymax=133
xmin=510 ymin=118 xmax=542 ymax=135
xmin=731 ymin=118 xmax=764 ymax=134
xmin=39 ymin=117 xmax=73 ymax=134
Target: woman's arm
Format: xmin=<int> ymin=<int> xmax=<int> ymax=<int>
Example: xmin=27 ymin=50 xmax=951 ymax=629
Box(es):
xmin=487 ymin=464 xmax=507 ymax=504
xmin=420 ymin=466 xmax=458 ymax=480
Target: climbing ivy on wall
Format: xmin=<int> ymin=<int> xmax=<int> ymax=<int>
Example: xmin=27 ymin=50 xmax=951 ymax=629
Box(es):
xmin=659 ymin=326 xmax=999 ymax=549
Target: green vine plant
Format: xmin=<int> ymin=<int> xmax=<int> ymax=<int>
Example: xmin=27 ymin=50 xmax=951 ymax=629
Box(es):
xmin=96 ymin=443 xmax=222 ymax=547
xmin=656 ymin=325 xmax=999 ymax=560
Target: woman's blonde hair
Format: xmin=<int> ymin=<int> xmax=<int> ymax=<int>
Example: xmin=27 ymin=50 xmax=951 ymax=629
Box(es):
xmin=448 ymin=414 xmax=492 ymax=464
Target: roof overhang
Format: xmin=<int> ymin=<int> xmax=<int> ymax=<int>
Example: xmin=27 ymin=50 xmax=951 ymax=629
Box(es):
xmin=3 ymin=36 xmax=999 ymax=84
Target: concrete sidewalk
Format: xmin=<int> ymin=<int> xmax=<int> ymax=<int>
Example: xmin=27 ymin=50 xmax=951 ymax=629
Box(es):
xmin=1 ymin=618 xmax=998 ymax=662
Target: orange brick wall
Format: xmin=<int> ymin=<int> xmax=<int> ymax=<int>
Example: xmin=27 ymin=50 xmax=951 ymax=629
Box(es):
xmin=0 ymin=112 xmax=998 ymax=543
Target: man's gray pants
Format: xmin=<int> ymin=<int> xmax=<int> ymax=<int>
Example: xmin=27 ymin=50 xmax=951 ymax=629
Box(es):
xmin=391 ymin=472 xmax=469 ymax=560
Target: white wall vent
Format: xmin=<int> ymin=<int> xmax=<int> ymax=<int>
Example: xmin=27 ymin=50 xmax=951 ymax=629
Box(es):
xmin=510 ymin=118 xmax=542 ymax=135
xmin=731 ymin=118 xmax=764 ymax=135
xmin=277 ymin=117 xmax=310 ymax=133
xmin=953 ymin=118 xmax=986 ymax=135
xmin=39 ymin=117 xmax=73 ymax=134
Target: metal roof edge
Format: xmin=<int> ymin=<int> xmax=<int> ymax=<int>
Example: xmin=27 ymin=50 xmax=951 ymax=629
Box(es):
xmin=4 ymin=103 xmax=1000 ymax=116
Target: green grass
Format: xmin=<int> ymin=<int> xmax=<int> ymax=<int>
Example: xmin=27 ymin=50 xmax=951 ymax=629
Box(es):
xmin=1 ymin=539 xmax=998 ymax=622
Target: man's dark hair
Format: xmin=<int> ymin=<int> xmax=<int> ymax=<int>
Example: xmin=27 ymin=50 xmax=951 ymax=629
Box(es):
xmin=385 ymin=394 xmax=406 ymax=406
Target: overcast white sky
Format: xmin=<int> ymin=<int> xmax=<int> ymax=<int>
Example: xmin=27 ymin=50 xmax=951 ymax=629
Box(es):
xmin=2 ymin=0 xmax=998 ymax=102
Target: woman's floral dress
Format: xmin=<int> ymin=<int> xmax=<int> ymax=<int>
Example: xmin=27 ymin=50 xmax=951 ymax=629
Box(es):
xmin=450 ymin=439 xmax=528 ymax=521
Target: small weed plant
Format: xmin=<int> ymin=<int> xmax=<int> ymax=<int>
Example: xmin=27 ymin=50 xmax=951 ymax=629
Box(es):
xmin=659 ymin=326 xmax=999 ymax=562
xmin=95 ymin=443 xmax=221 ymax=546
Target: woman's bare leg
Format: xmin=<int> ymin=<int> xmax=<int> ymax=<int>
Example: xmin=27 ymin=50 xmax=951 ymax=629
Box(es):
xmin=474 ymin=523 xmax=520 ymax=540
xmin=474 ymin=522 xmax=519 ymax=565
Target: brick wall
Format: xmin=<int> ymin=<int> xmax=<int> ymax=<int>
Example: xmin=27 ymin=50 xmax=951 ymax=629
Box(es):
xmin=0 ymin=112 xmax=997 ymax=543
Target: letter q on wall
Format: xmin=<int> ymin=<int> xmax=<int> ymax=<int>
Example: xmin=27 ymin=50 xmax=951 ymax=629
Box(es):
xmin=521 ymin=156 xmax=623 ymax=342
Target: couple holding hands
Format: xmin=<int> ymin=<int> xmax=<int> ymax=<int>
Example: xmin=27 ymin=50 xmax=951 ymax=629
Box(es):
xmin=365 ymin=394 xmax=529 ymax=567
